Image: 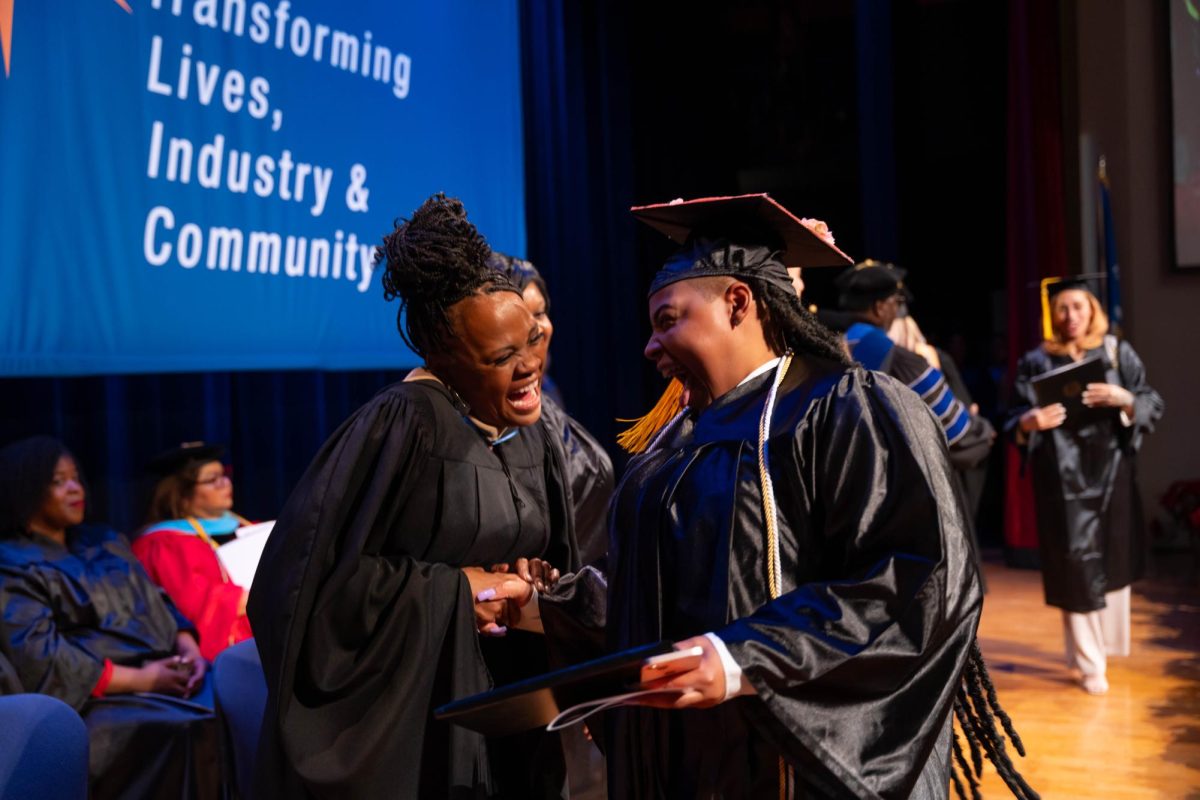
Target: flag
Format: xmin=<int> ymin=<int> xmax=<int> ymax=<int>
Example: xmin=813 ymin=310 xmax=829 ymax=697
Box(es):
xmin=1098 ymin=157 xmax=1123 ymax=332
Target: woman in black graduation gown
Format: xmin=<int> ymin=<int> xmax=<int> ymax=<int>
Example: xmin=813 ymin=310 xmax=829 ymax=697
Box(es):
xmin=0 ymin=436 xmax=219 ymax=799
xmin=1007 ymin=278 xmax=1163 ymax=695
xmin=541 ymin=195 xmax=1034 ymax=800
xmin=248 ymin=194 xmax=584 ymax=799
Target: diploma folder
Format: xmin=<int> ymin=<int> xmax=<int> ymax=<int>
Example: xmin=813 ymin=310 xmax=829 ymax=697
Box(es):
xmin=1029 ymin=355 xmax=1114 ymax=428
xmin=434 ymin=642 xmax=703 ymax=735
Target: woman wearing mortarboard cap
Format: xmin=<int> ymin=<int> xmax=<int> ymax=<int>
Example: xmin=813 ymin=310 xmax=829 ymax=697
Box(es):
xmin=1006 ymin=275 xmax=1163 ymax=695
xmin=540 ymin=194 xmax=1035 ymax=799
xmin=131 ymin=442 xmax=255 ymax=662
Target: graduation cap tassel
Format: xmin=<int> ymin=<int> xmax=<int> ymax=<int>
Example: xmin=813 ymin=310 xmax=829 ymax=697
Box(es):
xmin=1039 ymin=278 xmax=1053 ymax=342
xmin=616 ymin=378 xmax=685 ymax=454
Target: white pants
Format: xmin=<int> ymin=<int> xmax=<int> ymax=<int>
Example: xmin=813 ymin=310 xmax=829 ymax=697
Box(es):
xmin=1061 ymin=586 xmax=1131 ymax=677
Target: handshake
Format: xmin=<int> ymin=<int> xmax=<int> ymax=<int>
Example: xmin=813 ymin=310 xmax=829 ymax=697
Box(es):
xmin=462 ymin=558 xmax=560 ymax=637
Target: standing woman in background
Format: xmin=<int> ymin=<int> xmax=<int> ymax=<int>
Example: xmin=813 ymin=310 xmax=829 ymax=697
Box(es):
xmin=133 ymin=442 xmax=255 ymax=662
xmin=1008 ymin=277 xmax=1164 ymax=695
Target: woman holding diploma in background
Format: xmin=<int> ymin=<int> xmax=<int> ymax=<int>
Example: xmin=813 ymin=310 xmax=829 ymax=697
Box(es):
xmin=1007 ymin=276 xmax=1163 ymax=695
xmin=249 ymin=194 xmax=592 ymax=799
xmin=530 ymin=195 xmax=1035 ymax=799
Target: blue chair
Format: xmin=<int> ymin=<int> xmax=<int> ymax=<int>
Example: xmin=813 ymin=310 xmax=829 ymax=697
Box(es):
xmin=0 ymin=694 xmax=88 ymax=800
xmin=213 ymin=639 xmax=267 ymax=799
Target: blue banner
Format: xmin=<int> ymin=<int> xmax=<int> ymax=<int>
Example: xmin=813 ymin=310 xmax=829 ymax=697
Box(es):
xmin=0 ymin=0 xmax=525 ymax=375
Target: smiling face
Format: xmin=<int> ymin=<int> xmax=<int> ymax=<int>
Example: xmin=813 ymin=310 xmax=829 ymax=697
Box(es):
xmin=522 ymin=283 xmax=554 ymax=348
xmin=428 ymin=290 xmax=546 ymax=428
xmin=1051 ymin=289 xmax=1093 ymax=343
xmin=644 ymin=277 xmax=757 ymax=407
xmin=29 ymin=455 xmax=85 ymax=534
xmin=184 ymin=460 xmax=234 ymax=519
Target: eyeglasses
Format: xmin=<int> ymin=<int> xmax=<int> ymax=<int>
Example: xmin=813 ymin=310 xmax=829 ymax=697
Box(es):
xmin=194 ymin=473 xmax=231 ymax=487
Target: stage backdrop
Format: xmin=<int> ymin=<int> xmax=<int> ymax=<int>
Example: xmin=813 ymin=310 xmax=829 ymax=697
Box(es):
xmin=0 ymin=0 xmax=525 ymax=375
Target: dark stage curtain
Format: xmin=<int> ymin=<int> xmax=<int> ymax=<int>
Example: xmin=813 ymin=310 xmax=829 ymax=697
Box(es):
xmin=518 ymin=0 xmax=641 ymax=456
xmin=1003 ymin=0 xmax=1070 ymax=566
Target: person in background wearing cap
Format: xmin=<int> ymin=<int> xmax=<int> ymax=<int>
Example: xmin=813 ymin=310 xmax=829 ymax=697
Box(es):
xmin=132 ymin=442 xmax=254 ymax=662
xmin=0 ymin=436 xmax=219 ymax=799
xmin=1007 ymin=276 xmax=1163 ymax=695
xmin=536 ymin=195 xmax=1033 ymax=799
xmin=832 ymin=260 xmax=996 ymax=475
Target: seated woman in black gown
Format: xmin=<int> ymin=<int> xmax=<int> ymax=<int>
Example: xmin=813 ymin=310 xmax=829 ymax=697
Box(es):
xmin=249 ymin=194 xmax=587 ymax=798
xmin=537 ymin=195 xmax=1035 ymax=800
xmin=0 ymin=436 xmax=219 ymax=800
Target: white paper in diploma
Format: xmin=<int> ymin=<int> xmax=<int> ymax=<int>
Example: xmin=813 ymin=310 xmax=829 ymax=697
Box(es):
xmin=217 ymin=521 xmax=275 ymax=589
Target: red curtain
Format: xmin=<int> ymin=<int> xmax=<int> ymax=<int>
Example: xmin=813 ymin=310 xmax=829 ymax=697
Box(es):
xmin=1003 ymin=0 xmax=1069 ymax=560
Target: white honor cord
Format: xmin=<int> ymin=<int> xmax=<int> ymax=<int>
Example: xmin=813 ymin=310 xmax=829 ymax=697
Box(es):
xmin=758 ymin=352 xmax=793 ymax=600
xmin=646 ymin=409 xmax=688 ymax=453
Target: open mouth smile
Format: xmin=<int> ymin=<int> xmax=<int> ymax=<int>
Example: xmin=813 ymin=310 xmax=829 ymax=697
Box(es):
xmin=507 ymin=380 xmax=541 ymax=412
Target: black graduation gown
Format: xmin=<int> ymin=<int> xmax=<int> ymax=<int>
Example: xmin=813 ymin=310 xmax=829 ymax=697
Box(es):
xmin=248 ymin=380 xmax=581 ymax=799
xmin=0 ymin=525 xmax=219 ymax=800
xmin=602 ymin=360 xmax=982 ymax=799
xmin=540 ymin=394 xmax=615 ymax=566
xmin=1007 ymin=339 xmax=1164 ymax=613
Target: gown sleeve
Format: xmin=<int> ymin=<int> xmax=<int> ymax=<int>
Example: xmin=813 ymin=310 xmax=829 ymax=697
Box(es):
xmin=1004 ymin=349 xmax=1042 ymax=452
xmin=133 ymin=533 xmax=247 ymax=661
xmin=717 ymin=371 xmax=983 ymax=799
xmin=0 ymin=566 xmax=105 ymax=710
xmin=539 ymin=396 xmax=615 ymax=566
xmin=1115 ymin=340 xmax=1164 ymax=452
xmin=247 ymin=387 xmax=493 ymax=797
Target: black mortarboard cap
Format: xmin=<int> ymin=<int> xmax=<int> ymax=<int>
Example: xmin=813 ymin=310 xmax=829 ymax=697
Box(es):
xmin=1040 ymin=272 xmax=1106 ymax=299
xmin=835 ymin=259 xmax=909 ymax=310
xmin=147 ymin=441 xmax=224 ymax=477
xmin=1033 ymin=272 xmax=1106 ymax=340
xmin=633 ymin=195 xmax=853 ymax=298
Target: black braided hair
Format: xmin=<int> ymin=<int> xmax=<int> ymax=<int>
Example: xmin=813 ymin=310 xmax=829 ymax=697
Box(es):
xmin=950 ymin=648 xmax=1040 ymax=800
xmin=376 ymin=193 xmax=519 ymax=358
xmin=746 ymin=278 xmax=854 ymax=366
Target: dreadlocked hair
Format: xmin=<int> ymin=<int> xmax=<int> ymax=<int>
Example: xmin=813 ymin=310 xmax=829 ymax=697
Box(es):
xmin=747 ymin=278 xmax=854 ymax=366
xmin=377 ymin=193 xmax=518 ymax=358
xmin=950 ymin=643 xmax=1039 ymax=800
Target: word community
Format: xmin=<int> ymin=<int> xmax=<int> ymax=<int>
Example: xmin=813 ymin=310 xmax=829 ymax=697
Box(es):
xmin=143 ymin=206 xmax=376 ymax=293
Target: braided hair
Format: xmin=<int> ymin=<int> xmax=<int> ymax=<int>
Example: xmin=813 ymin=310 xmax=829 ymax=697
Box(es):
xmin=949 ymin=644 xmax=1040 ymax=799
xmin=747 ymin=278 xmax=854 ymax=366
xmin=377 ymin=193 xmax=519 ymax=358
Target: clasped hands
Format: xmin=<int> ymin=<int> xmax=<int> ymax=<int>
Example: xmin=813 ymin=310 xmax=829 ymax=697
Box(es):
xmin=463 ymin=558 xmax=560 ymax=637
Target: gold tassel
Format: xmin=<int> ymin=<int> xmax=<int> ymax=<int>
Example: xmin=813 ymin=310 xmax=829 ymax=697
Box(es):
xmin=1040 ymin=277 xmax=1054 ymax=342
xmin=616 ymin=378 xmax=685 ymax=454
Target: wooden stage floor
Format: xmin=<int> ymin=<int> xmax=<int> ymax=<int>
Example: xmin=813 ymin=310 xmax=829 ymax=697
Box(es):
xmin=973 ymin=557 xmax=1199 ymax=798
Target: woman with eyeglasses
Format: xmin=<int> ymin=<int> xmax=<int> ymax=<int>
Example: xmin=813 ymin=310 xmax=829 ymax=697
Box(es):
xmin=132 ymin=441 xmax=253 ymax=661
